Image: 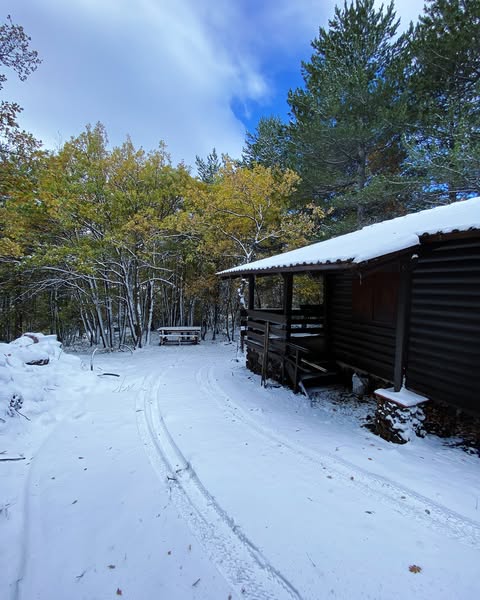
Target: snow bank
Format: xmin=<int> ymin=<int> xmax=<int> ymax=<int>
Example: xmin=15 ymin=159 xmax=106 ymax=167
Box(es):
xmin=0 ymin=333 xmax=82 ymax=427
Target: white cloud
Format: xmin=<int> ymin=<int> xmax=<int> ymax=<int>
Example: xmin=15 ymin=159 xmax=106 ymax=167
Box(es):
xmin=271 ymin=0 xmax=422 ymax=41
xmin=3 ymin=0 xmax=425 ymax=166
xmin=4 ymin=0 xmax=271 ymax=165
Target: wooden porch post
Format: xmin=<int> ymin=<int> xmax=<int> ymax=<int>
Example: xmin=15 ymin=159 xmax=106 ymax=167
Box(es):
xmin=282 ymin=273 xmax=293 ymax=342
xmin=241 ymin=275 xmax=255 ymax=353
xmin=281 ymin=273 xmax=293 ymax=384
xmin=394 ymin=261 xmax=412 ymax=392
xmin=247 ymin=275 xmax=255 ymax=311
xmin=323 ymin=274 xmax=330 ymax=356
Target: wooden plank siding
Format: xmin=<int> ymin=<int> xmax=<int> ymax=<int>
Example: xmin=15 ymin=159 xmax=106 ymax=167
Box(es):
xmin=405 ymin=237 xmax=480 ymax=414
xmin=328 ymin=271 xmax=397 ymax=381
xmin=238 ymin=231 xmax=480 ymax=416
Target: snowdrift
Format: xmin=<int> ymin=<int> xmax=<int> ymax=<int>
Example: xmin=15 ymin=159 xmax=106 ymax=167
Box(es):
xmin=0 ymin=333 xmax=82 ymax=427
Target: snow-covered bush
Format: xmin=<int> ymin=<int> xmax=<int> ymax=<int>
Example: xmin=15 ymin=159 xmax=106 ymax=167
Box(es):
xmin=0 ymin=333 xmax=81 ymax=426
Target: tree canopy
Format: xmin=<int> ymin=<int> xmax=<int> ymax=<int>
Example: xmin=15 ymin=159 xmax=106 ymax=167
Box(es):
xmin=1 ymin=2 xmax=479 ymax=344
xmin=287 ymin=0 xmax=408 ymax=228
xmin=403 ymin=0 xmax=480 ymax=203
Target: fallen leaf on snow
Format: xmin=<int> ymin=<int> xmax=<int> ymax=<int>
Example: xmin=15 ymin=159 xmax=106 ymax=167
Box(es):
xmin=409 ymin=565 xmax=422 ymax=574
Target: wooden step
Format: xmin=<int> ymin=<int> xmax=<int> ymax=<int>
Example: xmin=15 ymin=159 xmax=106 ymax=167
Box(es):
xmin=299 ymin=371 xmax=340 ymax=387
xmin=304 ymin=383 xmax=345 ymax=399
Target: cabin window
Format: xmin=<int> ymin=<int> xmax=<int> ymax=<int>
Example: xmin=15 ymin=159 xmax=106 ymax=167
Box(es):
xmin=352 ymin=270 xmax=399 ymax=325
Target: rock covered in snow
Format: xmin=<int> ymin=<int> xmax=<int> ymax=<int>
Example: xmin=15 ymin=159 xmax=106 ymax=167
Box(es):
xmin=8 ymin=332 xmax=62 ymax=365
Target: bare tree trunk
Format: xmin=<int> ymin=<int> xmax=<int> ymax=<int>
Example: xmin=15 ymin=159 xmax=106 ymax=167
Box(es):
xmin=145 ymin=280 xmax=154 ymax=346
xmin=356 ymin=142 xmax=367 ymax=226
xmin=104 ymin=279 xmax=114 ymax=349
xmin=124 ymin=277 xmax=139 ymax=347
xmin=212 ymin=303 xmax=218 ymax=341
xmin=225 ymin=309 xmax=231 ymax=342
xmin=230 ymin=301 xmax=236 ymax=342
xmin=188 ymin=298 xmax=195 ymax=326
xmin=80 ymin=307 xmax=92 ymax=345
xmin=88 ymin=279 xmax=108 ymax=348
xmin=117 ymin=299 xmax=126 ymax=347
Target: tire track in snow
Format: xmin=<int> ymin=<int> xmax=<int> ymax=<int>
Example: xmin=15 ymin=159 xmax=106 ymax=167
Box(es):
xmin=12 ymin=445 xmax=35 ymax=600
xmin=202 ymin=364 xmax=480 ymax=550
xmin=136 ymin=373 xmax=303 ymax=600
xmin=12 ymin=380 xmax=99 ymax=600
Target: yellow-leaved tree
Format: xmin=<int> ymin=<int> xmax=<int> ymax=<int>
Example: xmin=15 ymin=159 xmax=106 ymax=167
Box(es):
xmin=180 ymin=159 xmax=322 ymax=338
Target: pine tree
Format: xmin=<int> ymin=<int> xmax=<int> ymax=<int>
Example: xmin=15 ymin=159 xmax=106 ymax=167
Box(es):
xmin=195 ymin=147 xmax=221 ymax=183
xmin=288 ymin=0 xmax=408 ymax=229
xmin=242 ymin=116 xmax=291 ymax=170
xmin=404 ymin=0 xmax=480 ymax=203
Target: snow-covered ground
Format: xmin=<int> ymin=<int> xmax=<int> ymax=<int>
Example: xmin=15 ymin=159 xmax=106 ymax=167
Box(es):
xmin=1 ymin=338 xmax=479 ymax=600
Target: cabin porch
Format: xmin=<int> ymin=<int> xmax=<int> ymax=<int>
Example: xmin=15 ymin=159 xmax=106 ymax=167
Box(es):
xmin=242 ymin=273 xmax=341 ymax=395
xmin=240 ymin=257 xmax=408 ymax=397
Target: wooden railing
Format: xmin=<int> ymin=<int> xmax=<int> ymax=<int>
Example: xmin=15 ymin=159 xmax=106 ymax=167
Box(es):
xmin=245 ymin=307 xmax=326 ymax=386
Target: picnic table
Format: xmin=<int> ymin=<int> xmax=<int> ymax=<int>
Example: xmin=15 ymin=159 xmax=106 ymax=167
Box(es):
xmin=158 ymin=326 xmax=201 ymax=345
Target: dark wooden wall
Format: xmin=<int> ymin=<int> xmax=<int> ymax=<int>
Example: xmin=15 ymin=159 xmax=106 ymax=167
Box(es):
xmin=328 ymin=267 xmax=399 ymax=381
xmin=242 ymin=233 xmax=480 ymax=416
xmin=406 ymin=237 xmax=480 ymax=415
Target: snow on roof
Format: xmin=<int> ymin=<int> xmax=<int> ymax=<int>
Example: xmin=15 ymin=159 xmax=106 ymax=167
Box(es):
xmin=220 ymin=196 xmax=480 ymax=276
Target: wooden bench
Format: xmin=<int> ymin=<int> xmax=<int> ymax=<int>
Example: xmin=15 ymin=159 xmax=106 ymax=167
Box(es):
xmin=158 ymin=326 xmax=201 ymax=345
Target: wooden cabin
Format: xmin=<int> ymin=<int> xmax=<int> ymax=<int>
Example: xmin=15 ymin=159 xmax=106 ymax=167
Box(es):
xmin=220 ymin=198 xmax=480 ymax=423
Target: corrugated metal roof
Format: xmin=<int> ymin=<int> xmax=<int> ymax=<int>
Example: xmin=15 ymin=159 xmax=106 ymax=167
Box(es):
xmin=219 ymin=197 xmax=480 ymax=276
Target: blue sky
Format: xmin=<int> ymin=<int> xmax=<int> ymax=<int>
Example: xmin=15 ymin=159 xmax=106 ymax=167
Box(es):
xmin=3 ymin=0 xmax=423 ymax=168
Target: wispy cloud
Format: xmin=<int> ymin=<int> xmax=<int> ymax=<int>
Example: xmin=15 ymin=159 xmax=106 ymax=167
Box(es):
xmin=3 ymin=0 xmax=422 ymax=166
xmin=4 ymin=0 xmax=271 ymax=164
